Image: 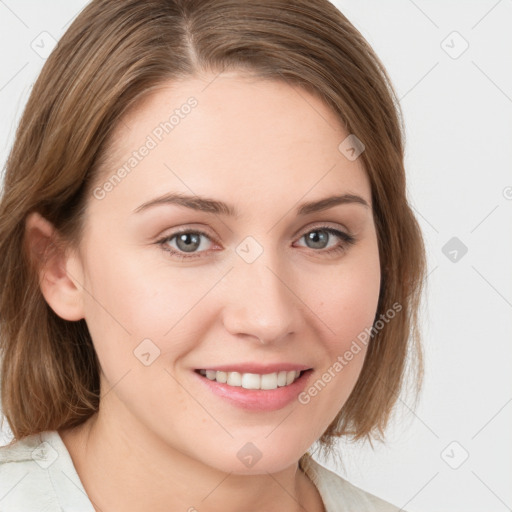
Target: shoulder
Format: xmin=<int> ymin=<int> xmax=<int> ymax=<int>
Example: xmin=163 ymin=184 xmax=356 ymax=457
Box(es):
xmin=302 ymin=455 xmax=406 ymax=512
xmin=0 ymin=430 xmax=94 ymax=511
xmin=0 ymin=431 xmax=58 ymax=510
xmin=0 ymin=430 xmax=50 ymax=472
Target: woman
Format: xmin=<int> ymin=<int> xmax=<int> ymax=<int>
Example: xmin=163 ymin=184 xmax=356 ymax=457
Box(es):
xmin=0 ymin=1 xmax=426 ymax=510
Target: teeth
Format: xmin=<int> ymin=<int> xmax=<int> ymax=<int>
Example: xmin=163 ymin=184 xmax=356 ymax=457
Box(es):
xmin=261 ymin=373 xmax=278 ymax=390
xmin=277 ymin=371 xmax=287 ymax=387
xmin=198 ymin=369 xmax=302 ymax=390
xmin=242 ymin=373 xmax=260 ymax=389
xmin=227 ymin=371 xmax=242 ymax=387
xmin=216 ymin=371 xmax=227 ymax=383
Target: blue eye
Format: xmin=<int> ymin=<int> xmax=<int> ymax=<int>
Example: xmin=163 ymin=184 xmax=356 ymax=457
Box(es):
xmin=156 ymin=225 xmax=356 ymax=261
xmin=157 ymin=230 xmax=214 ymax=259
xmin=297 ymin=227 xmax=356 ymax=253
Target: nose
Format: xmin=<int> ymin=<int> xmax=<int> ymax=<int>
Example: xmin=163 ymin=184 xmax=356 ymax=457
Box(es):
xmin=221 ymin=251 xmax=304 ymax=345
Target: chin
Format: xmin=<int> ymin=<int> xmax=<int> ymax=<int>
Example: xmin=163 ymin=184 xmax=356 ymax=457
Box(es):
xmin=198 ymin=442 xmax=306 ymax=476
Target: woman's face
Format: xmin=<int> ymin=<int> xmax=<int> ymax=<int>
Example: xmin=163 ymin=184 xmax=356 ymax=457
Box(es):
xmin=69 ymin=71 xmax=380 ymax=474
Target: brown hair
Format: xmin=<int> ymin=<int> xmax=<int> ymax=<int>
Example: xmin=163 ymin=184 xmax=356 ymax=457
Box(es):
xmin=0 ymin=0 xmax=426 ymax=455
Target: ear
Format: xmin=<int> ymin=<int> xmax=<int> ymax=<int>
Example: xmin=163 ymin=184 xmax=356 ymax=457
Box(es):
xmin=24 ymin=211 xmax=85 ymax=321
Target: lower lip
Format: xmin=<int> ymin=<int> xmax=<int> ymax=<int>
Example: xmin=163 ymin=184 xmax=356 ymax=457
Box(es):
xmin=194 ymin=370 xmax=313 ymax=412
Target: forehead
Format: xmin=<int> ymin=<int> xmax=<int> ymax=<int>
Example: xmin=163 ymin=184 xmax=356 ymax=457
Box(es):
xmin=92 ymin=72 xmax=371 ymax=216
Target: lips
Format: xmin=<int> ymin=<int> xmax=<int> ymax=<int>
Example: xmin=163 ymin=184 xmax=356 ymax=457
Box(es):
xmin=193 ymin=365 xmax=314 ymax=411
xmin=195 ymin=363 xmax=311 ymax=390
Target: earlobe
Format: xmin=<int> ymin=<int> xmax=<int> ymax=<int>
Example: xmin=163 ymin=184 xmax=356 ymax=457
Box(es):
xmin=24 ymin=211 xmax=85 ymax=321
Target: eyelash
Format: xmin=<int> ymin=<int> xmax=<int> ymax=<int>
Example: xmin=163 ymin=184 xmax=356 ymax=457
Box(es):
xmin=156 ymin=225 xmax=357 ymax=261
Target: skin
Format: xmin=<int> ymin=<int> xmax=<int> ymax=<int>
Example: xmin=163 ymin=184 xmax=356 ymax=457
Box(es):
xmin=26 ymin=71 xmax=381 ymax=512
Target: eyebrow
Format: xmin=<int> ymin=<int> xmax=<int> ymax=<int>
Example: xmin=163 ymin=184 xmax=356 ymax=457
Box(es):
xmin=132 ymin=192 xmax=370 ymax=216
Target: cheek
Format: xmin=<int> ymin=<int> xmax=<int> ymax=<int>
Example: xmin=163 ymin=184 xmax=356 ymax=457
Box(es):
xmin=80 ymin=239 xmax=170 ymax=328
xmin=80 ymin=240 xmax=209 ymax=366
xmin=294 ymin=238 xmax=380 ymax=419
xmin=306 ymin=243 xmax=381 ymax=354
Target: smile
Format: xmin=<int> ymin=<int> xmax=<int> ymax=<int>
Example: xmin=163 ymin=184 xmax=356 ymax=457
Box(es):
xmin=197 ymin=369 xmax=302 ymax=390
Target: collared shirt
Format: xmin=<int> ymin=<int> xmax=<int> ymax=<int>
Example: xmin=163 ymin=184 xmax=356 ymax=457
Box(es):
xmin=0 ymin=430 xmax=404 ymax=511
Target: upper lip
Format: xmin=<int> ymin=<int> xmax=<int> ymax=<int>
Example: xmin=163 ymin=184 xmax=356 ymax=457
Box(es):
xmin=196 ymin=363 xmax=312 ymax=374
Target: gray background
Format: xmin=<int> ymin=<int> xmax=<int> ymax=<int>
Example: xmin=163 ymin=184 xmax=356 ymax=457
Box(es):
xmin=1 ymin=1 xmax=511 ymax=511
